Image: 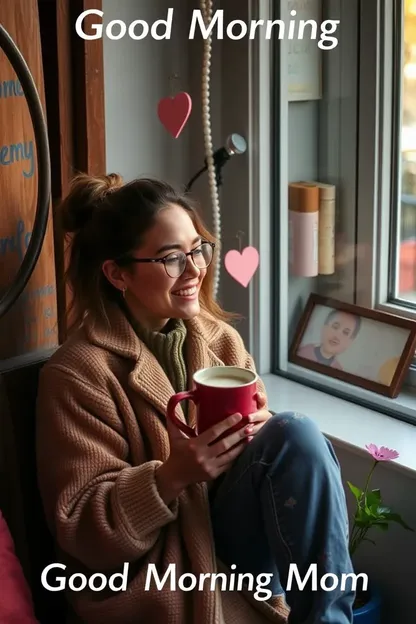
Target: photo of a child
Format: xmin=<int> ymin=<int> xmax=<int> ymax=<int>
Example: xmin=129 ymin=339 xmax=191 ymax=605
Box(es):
xmin=293 ymin=300 xmax=413 ymax=393
xmin=297 ymin=309 xmax=362 ymax=370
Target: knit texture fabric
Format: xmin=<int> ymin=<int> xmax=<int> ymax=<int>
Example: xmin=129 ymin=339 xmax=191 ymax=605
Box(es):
xmin=133 ymin=318 xmax=188 ymax=394
xmin=36 ymin=303 xmax=290 ymax=624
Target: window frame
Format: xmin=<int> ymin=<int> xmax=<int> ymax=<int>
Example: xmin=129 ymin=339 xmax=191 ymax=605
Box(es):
xmin=270 ymin=0 xmax=416 ymax=424
xmin=387 ymin=0 xmax=416 ymax=311
xmin=372 ymin=0 xmax=416 ymax=390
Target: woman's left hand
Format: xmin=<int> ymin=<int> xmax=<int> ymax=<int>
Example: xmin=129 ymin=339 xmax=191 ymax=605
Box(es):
xmin=245 ymin=392 xmax=272 ymax=437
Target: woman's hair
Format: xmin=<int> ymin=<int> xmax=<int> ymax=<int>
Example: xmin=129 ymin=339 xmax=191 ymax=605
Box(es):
xmin=59 ymin=172 xmax=235 ymax=331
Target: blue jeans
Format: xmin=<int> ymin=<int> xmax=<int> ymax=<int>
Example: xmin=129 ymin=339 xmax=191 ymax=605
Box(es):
xmin=209 ymin=412 xmax=355 ymax=623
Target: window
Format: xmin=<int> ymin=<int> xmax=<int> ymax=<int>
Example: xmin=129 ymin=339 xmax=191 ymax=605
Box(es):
xmin=272 ymin=0 xmax=416 ymax=423
xmin=391 ymin=0 xmax=416 ymax=307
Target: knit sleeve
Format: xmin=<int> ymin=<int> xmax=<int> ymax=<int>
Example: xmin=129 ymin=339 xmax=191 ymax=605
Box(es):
xmin=36 ymin=364 xmax=178 ymax=571
xmin=220 ymin=323 xmax=268 ymax=402
xmin=244 ymin=351 xmax=267 ymax=402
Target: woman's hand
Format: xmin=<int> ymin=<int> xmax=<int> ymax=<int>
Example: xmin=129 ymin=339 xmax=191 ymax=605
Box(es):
xmin=156 ymin=413 xmax=252 ymax=505
xmin=246 ymin=392 xmax=272 ymax=436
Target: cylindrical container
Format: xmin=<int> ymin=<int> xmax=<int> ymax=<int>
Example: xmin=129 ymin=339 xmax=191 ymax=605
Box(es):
xmin=288 ymin=183 xmax=319 ymax=277
xmin=316 ymin=183 xmax=336 ymax=275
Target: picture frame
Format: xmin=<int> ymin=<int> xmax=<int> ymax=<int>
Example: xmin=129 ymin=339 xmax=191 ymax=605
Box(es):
xmin=289 ymin=294 xmax=416 ymax=398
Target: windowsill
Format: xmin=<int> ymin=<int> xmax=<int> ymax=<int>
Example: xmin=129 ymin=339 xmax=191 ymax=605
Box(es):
xmin=262 ymin=373 xmax=416 ymax=479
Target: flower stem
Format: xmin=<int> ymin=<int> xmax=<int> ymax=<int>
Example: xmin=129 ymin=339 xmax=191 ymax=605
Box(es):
xmin=363 ymin=460 xmax=378 ymax=500
xmin=349 ymin=460 xmax=380 ymax=557
xmin=350 ymin=526 xmax=368 ymax=556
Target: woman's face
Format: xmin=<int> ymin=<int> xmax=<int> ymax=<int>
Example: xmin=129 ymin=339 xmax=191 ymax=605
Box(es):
xmin=120 ymin=205 xmax=208 ymax=330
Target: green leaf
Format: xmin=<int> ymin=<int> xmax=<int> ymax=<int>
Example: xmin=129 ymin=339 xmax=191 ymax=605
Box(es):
xmin=373 ymin=522 xmax=389 ymax=531
xmin=354 ymin=518 xmax=372 ymax=528
xmin=355 ymin=508 xmax=371 ymax=525
xmin=366 ymin=489 xmax=381 ymax=507
xmin=376 ymin=506 xmax=391 ymax=515
xmin=368 ymin=503 xmax=380 ymax=517
xmin=365 ymin=491 xmax=382 ymax=515
xmin=380 ymin=512 xmax=414 ymax=531
xmin=347 ymin=482 xmax=363 ymax=501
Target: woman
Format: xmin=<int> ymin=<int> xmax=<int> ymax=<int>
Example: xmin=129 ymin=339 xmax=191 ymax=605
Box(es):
xmin=36 ymin=174 xmax=355 ymax=624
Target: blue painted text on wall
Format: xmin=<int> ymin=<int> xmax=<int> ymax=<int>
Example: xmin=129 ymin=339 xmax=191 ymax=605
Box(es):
xmin=0 ymin=79 xmax=24 ymax=99
xmin=0 ymin=140 xmax=35 ymax=177
xmin=0 ymin=220 xmax=32 ymax=261
xmin=19 ymin=284 xmax=55 ymax=305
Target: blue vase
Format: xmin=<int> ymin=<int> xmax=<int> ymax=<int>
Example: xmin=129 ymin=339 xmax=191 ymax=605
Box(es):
xmin=353 ymin=584 xmax=382 ymax=624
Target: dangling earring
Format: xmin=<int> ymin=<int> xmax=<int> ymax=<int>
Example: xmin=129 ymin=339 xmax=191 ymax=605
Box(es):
xmin=121 ymin=286 xmax=127 ymax=299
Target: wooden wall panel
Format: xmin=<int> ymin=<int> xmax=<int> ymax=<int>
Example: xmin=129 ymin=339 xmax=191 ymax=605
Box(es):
xmin=37 ymin=0 xmax=106 ymax=340
xmin=0 ymin=0 xmax=58 ymax=360
xmin=71 ymin=0 xmax=106 ymax=175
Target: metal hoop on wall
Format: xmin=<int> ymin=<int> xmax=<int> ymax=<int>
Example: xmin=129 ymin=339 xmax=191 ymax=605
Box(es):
xmin=0 ymin=23 xmax=51 ymax=320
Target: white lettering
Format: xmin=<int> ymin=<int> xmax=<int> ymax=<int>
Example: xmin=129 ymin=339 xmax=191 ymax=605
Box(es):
xmin=210 ymin=572 xmax=228 ymax=591
xmin=89 ymin=573 xmax=107 ymax=591
xmin=287 ymin=563 xmax=317 ymax=591
xmin=68 ymin=573 xmax=87 ymax=591
xmin=151 ymin=8 xmax=174 ymax=40
xmin=249 ymin=20 xmax=264 ymax=39
xmin=75 ymin=9 xmax=173 ymax=41
xmin=341 ymin=572 xmax=368 ymax=592
xmin=254 ymin=573 xmax=273 ymax=601
xmin=108 ymin=563 xmax=129 ymax=591
xmin=319 ymin=20 xmax=341 ymax=50
xmin=197 ymin=573 xmax=211 ymax=590
xmin=41 ymin=563 xmax=66 ymax=592
xmin=75 ymin=9 xmax=339 ymax=47
xmin=145 ymin=563 xmax=176 ymax=590
xmin=226 ymin=20 xmax=248 ymax=40
xmin=106 ymin=19 xmax=127 ymax=40
xmin=75 ymin=9 xmax=103 ymax=40
xmin=128 ymin=20 xmax=148 ymax=40
xmin=321 ymin=573 xmax=338 ymax=591
xmin=288 ymin=13 xmax=297 ymax=40
xmin=178 ymin=573 xmax=197 ymax=591
xmin=189 ymin=9 xmax=223 ymax=39
xmin=265 ymin=20 xmax=286 ymax=40
xmin=40 ymin=563 xmax=130 ymax=592
xmin=286 ymin=564 xmax=369 ymax=592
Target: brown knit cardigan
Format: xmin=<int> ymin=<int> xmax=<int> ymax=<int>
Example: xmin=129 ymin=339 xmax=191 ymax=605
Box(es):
xmin=36 ymin=303 xmax=289 ymax=624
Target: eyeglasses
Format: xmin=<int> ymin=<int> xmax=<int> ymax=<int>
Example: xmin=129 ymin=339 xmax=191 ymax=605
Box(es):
xmin=118 ymin=241 xmax=215 ymax=278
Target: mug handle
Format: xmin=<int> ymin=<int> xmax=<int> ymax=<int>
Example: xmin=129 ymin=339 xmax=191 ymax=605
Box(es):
xmin=167 ymin=390 xmax=198 ymax=437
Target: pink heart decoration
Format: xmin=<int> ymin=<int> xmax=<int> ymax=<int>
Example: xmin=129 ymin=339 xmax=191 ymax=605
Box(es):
xmin=224 ymin=246 xmax=260 ymax=287
xmin=157 ymin=92 xmax=192 ymax=138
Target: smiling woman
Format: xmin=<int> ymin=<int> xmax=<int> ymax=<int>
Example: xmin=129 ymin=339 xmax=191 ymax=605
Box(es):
xmin=57 ymin=172 xmax=229 ymax=332
xmin=101 ymin=205 xmax=214 ymax=331
xmin=36 ymin=173 xmax=356 ymax=624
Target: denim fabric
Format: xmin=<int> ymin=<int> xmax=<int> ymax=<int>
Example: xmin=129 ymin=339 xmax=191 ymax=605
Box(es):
xmin=209 ymin=412 xmax=355 ymax=623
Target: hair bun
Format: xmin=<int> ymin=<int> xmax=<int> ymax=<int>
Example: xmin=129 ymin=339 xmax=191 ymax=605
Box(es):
xmin=60 ymin=172 xmax=124 ymax=233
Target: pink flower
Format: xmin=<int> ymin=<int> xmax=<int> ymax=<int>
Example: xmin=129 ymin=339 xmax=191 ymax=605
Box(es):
xmin=365 ymin=443 xmax=399 ymax=462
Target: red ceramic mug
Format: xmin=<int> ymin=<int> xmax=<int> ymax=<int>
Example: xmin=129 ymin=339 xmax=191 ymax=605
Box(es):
xmin=166 ymin=365 xmax=258 ymax=438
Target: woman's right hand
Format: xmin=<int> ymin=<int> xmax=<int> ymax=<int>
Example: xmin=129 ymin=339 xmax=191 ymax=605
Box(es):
xmin=155 ymin=413 xmax=253 ymax=505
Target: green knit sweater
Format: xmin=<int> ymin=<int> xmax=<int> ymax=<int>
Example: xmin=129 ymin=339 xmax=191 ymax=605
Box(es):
xmin=133 ymin=317 xmax=188 ymax=395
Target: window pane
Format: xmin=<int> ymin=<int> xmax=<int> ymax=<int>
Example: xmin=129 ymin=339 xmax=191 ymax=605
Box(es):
xmin=398 ymin=0 xmax=416 ymax=302
xmin=285 ymin=3 xmax=360 ymax=352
